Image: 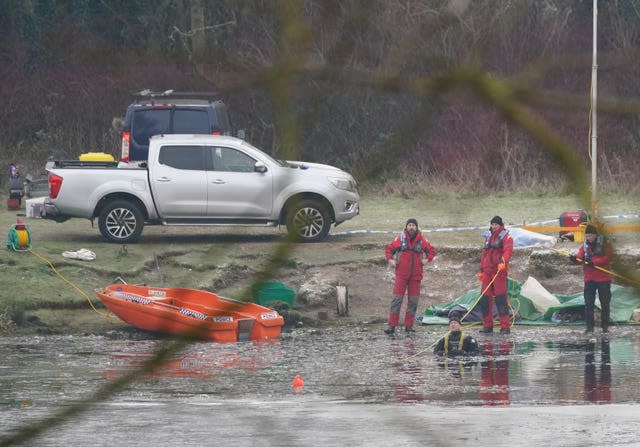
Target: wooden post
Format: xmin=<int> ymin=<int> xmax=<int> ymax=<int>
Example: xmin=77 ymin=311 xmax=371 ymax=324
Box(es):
xmin=336 ymin=285 xmax=349 ymax=316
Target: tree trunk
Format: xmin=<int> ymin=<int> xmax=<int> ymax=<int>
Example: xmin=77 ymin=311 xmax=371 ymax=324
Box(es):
xmin=190 ymin=0 xmax=205 ymax=60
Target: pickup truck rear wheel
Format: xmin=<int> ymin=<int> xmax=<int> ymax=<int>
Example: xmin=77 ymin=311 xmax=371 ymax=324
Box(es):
xmin=98 ymin=200 xmax=144 ymax=243
xmin=286 ymin=200 xmax=331 ymax=242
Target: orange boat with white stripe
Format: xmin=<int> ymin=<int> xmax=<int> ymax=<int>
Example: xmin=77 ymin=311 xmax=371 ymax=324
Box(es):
xmin=96 ymin=284 xmax=284 ymax=342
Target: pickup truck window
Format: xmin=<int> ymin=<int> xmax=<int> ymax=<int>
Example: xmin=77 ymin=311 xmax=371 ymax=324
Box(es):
xmin=159 ymin=145 xmax=205 ymax=170
xmin=210 ymin=146 xmax=256 ymax=173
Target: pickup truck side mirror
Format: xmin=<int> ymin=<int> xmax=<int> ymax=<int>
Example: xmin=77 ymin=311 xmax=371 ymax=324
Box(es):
xmin=254 ymin=161 xmax=267 ymax=173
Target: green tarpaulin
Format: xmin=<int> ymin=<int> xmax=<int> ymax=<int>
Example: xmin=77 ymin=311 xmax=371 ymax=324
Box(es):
xmin=421 ymin=278 xmax=640 ymax=326
xmin=544 ymin=286 xmax=640 ymax=322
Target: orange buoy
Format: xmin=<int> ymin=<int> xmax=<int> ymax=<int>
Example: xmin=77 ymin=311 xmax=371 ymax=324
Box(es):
xmin=292 ymin=374 xmax=304 ymax=388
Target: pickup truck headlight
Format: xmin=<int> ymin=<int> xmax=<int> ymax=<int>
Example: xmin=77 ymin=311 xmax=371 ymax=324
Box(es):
xmin=329 ymin=176 xmax=357 ymax=192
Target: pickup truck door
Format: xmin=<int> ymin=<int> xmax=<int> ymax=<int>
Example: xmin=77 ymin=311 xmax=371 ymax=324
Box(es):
xmin=206 ymin=146 xmax=273 ymax=217
xmin=150 ymin=145 xmax=208 ymax=217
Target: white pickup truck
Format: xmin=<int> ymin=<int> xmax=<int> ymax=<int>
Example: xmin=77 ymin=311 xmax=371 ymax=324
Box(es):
xmin=43 ymin=134 xmax=359 ymax=243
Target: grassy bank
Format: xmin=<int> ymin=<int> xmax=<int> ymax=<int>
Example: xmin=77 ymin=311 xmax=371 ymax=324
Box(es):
xmin=1 ymin=189 xmax=638 ymax=334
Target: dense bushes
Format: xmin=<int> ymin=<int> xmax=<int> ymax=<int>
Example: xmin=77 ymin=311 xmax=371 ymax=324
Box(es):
xmin=1 ymin=0 xmax=639 ymax=192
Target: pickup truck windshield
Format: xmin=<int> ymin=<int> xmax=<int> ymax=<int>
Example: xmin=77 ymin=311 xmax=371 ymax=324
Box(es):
xmin=239 ymin=140 xmax=285 ymax=167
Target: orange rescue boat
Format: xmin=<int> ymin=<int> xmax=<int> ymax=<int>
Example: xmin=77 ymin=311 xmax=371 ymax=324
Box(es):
xmin=96 ymin=284 xmax=284 ymax=342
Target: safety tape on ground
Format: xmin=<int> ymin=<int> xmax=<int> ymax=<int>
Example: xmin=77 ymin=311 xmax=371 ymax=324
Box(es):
xmin=601 ymin=213 xmax=640 ymax=220
xmin=330 ymin=213 xmax=640 ymax=237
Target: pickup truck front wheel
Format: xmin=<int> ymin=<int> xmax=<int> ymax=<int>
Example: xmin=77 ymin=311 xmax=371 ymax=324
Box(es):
xmin=98 ymin=200 xmax=144 ymax=243
xmin=286 ymin=200 xmax=331 ymax=242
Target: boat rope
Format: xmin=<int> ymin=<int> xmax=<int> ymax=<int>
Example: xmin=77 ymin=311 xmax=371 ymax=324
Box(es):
xmin=393 ymin=272 xmax=503 ymax=367
xmin=27 ymin=248 xmax=118 ymax=323
xmin=438 ymin=269 xmax=519 ymax=333
xmin=459 ymin=270 xmax=500 ymax=323
xmin=15 ymin=229 xmax=30 ymax=249
xmin=391 ymin=338 xmax=441 ymax=366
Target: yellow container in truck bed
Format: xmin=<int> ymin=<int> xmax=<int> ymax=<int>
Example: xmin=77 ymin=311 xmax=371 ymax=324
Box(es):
xmin=78 ymin=152 xmax=115 ymax=162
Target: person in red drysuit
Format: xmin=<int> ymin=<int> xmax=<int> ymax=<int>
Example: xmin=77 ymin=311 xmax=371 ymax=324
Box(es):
xmin=383 ymin=218 xmax=435 ymax=334
xmin=477 ymin=216 xmax=514 ymax=334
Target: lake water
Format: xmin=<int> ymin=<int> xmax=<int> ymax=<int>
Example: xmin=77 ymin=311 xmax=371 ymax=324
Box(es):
xmin=2 ymin=325 xmax=640 ymax=446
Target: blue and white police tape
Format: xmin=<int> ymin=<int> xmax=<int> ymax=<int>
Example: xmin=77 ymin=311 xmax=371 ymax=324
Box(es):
xmin=330 ymin=213 xmax=639 ymax=237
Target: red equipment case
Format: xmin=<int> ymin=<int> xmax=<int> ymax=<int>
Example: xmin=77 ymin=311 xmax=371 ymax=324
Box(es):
xmin=559 ymin=210 xmax=588 ymax=241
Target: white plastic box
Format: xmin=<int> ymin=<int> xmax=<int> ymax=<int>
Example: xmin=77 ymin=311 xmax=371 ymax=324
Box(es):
xmin=26 ymin=197 xmax=46 ymax=218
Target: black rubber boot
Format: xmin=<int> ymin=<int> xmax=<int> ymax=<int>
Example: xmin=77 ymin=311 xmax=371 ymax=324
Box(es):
xmin=384 ymin=326 xmax=396 ymax=335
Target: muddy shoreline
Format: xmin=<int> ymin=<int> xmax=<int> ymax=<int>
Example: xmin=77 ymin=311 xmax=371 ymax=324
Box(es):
xmin=5 ymin=247 xmax=638 ymax=339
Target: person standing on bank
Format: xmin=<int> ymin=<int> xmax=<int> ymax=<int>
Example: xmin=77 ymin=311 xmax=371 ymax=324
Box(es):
xmin=477 ymin=216 xmax=514 ymax=335
xmin=384 ymin=218 xmax=436 ymax=334
xmin=570 ymin=224 xmax=612 ymax=333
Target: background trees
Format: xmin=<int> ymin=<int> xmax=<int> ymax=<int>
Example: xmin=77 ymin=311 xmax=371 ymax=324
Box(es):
xmin=1 ymin=0 xmax=639 ymax=192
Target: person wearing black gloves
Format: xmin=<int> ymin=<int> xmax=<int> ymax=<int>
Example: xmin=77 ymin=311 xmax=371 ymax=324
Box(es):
xmin=570 ymin=224 xmax=613 ymax=333
xmin=433 ymin=312 xmax=479 ymax=356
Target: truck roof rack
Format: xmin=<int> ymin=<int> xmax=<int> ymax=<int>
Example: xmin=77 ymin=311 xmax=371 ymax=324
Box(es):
xmin=131 ymin=90 xmax=221 ymax=103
